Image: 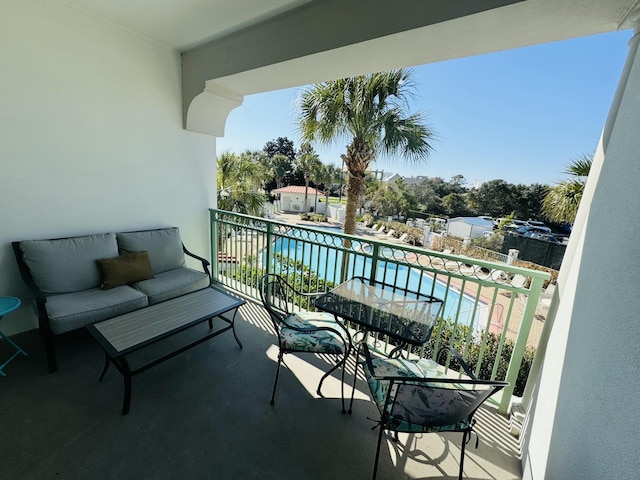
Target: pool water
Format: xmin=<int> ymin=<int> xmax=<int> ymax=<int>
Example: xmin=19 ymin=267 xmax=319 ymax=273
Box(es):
xmin=267 ymin=226 xmax=486 ymax=329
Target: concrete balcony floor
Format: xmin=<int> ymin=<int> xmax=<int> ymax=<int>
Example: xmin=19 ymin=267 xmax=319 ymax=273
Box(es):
xmin=1 ymin=296 xmax=522 ymax=479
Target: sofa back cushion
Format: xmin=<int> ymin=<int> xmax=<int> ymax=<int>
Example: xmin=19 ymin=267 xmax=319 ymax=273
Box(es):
xmin=20 ymin=233 xmax=119 ymax=294
xmin=116 ymin=227 xmax=185 ymax=275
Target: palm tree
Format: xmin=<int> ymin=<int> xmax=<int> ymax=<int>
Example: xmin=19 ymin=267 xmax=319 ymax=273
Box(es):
xmin=294 ymin=144 xmax=322 ymax=212
xmin=314 ymin=163 xmax=342 ymax=214
xmin=217 ymin=152 xmax=265 ymax=216
xmin=297 ymin=69 xmax=435 ymax=237
xmin=542 ymin=154 xmax=592 ymax=223
xmin=269 ymin=154 xmax=291 ymax=190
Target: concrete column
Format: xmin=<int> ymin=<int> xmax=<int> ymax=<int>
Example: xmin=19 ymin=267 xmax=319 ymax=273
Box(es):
xmin=522 ymin=13 xmax=640 ymax=480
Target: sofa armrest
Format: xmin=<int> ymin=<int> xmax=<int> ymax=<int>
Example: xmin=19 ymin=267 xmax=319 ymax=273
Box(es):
xmin=12 ymin=241 xmax=58 ymax=371
xmin=182 ymin=244 xmax=211 ymax=282
xmin=12 ymin=242 xmax=47 ymax=304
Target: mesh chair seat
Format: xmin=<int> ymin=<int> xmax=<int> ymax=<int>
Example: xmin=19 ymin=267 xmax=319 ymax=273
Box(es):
xmin=280 ymin=312 xmax=347 ymax=354
xmin=363 ymin=345 xmax=508 ymax=480
xmin=364 ymin=356 xmax=471 ymax=433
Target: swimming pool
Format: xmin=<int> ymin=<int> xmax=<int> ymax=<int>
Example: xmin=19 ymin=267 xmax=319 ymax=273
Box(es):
xmin=266 ymin=226 xmax=487 ymax=329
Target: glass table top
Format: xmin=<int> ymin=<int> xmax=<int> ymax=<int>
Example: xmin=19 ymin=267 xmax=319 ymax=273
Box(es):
xmin=315 ymin=277 xmax=443 ymax=345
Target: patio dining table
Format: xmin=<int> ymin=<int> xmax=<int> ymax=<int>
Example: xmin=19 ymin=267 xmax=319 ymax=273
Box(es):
xmin=314 ymin=276 xmax=444 ymax=412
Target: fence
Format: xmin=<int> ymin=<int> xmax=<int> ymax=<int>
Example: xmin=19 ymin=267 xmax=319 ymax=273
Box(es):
xmin=502 ymin=234 xmax=566 ymax=270
xmin=209 ymin=209 xmax=550 ymax=413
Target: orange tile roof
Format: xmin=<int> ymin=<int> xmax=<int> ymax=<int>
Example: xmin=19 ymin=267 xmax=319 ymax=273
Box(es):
xmin=272 ymin=185 xmax=324 ymax=195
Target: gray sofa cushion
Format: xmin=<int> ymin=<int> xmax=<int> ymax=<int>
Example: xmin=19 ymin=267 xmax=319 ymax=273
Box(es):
xmin=20 ymin=233 xmax=119 ymax=294
xmin=45 ymin=286 xmax=148 ymax=334
xmin=117 ymin=228 xmax=185 ymax=275
xmin=133 ymin=267 xmax=210 ymax=305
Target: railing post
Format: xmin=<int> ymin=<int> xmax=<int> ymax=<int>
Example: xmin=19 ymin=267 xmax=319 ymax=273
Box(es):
xmin=265 ymin=221 xmax=273 ymax=276
xmin=210 ymin=209 xmax=218 ymax=280
xmin=498 ymin=274 xmax=545 ymax=414
xmin=369 ymin=243 xmax=380 ymax=285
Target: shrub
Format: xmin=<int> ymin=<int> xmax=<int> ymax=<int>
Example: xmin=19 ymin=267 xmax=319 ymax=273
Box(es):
xmin=418 ymin=320 xmax=534 ymax=397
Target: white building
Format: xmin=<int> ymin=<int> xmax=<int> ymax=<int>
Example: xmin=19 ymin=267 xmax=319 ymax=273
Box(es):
xmin=446 ymin=217 xmax=494 ymax=239
xmin=272 ymin=186 xmax=324 ymax=213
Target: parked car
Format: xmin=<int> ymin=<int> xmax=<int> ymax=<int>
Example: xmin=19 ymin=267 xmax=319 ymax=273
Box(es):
xmin=522 ymin=231 xmax=563 ymax=243
xmin=527 ymin=220 xmax=548 ymax=228
xmin=495 ymin=218 xmax=529 ymax=230
xmin=515 ymin=225 xmax=553 ymax=235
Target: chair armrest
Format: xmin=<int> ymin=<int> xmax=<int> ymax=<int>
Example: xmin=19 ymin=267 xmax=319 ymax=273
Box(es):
xmin=437 ymin=345 xmax=477 ymax=379
xmin=182 ymin=244 xmax=211 ymax=281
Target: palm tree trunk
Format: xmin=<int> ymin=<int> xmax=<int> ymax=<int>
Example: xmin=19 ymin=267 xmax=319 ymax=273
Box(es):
xmin=342 ymin=142 xmax=371 ymax=237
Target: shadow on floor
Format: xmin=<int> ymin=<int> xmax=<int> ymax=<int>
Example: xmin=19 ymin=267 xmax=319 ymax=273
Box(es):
xmin=0 ymin=298 xmax=522 ymax=480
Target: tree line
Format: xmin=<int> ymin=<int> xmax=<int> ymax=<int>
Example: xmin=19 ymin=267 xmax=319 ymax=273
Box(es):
xmin=217 ymin=137 xmax=344 ymax=217
xmin=364 ymin=175 xmax=549 ymax=222
xmin=220 ymin=135 xmax=589 ymax=228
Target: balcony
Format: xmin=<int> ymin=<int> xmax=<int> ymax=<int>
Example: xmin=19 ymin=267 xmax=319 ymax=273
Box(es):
xmin=2 ymin=297 xmax=522 ymax=479
xmin=210 ymin=209 xmax=551 ymax=416
xmin=0 ymin=209 xmax=552 ymax=478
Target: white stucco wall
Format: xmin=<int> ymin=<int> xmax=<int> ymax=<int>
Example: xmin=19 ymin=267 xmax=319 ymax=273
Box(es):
xmin=522 ymin=22 xmax=640 ymax=479
xmin=0 ymin=1 xmax=216 ymax=335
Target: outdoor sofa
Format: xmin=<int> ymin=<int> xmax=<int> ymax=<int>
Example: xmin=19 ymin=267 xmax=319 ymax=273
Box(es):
xmin=12 ymin=227 xmax=211 ymax=372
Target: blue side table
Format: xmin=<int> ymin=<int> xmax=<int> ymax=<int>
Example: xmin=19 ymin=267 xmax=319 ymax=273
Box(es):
xmin=0 ymin=297 xmax=27 ymax=376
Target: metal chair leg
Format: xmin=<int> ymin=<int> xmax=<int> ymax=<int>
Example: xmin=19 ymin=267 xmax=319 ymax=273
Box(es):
xmin=459 ymin=429 xmax=470 ymax=480
xmin=271 ymin=351 xmax=284 ymax=405
xmin=372 ymin=425 xmax=385 ymax=480
xmin=316 ymin=357 xmax=343 ymax=397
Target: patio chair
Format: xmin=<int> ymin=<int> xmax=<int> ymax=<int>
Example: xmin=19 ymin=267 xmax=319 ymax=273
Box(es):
xmin=258 ymin=274 xmax=350 ymax=410
xmin=363 ymin=344 xmax=508 ymax=480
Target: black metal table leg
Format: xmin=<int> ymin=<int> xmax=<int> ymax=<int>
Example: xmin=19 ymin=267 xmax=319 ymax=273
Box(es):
xmin=230 ymin=308 xmax=243 ymax=349
xmin=348 ymin=340 xmax=362 ymax=414
xmin=98 ymin=352 xmax=110 ymax=381
xmin=116 ymin=358 xmax=133 ymax=415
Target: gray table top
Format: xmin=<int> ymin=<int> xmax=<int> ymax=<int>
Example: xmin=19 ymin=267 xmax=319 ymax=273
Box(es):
xmin=89 ymin=286 xmax=244 ymax=356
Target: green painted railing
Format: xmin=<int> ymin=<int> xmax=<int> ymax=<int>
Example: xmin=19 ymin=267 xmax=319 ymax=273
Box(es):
xmin=209 ymin=209 xmax=550 ymax=414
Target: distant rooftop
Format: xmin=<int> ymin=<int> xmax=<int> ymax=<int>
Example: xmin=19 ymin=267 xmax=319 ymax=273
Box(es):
xmin=272 ymin=185 xmax=324 ymax=195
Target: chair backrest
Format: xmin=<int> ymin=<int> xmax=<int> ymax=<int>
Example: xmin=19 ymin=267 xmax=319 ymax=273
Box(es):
xmin=386 ymin=379 xmax=506 ymax=430
xmin=259 ymin=274 xmax=292 ymax=329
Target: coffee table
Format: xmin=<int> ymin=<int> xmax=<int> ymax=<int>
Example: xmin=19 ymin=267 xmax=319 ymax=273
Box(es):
xmin=87 ymin=286 xmax=245 ymax=414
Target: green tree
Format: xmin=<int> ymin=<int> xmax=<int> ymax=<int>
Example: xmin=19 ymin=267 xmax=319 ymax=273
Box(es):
xmin=542 ymin=154 xmax=592 ymax=223
xmin=216 ymin=152 xmax=265 ymax=216
xmin=263 ymin=136 xmax=296 ymax=161
xmin=294 ymin=143 xmax=322 ymax=212
xmin=441 ymin=192 xmax=468 ymax=216
xmin=268 ymin=154 xmax=291 ymax=190
xmin=367 ymin=178 xmax=417 ymax=218
xmin=408 ymin=176 xmax=467 ymax=216
xmin=315 ymin=163 xmax=342 ymax=211
xmin=466 ymin=179 xmax=515 ymax=217
xmin=297 ymin=69 xmax=435 ymax=237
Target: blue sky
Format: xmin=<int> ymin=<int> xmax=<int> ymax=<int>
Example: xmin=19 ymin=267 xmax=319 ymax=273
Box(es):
xmin=217 ymin=30 xmax=632 ymax=187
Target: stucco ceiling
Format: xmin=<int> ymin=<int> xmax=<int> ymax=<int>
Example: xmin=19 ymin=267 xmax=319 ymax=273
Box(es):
xmin=58 ymin=0 xmax=638 ymax=53
xmin=56 ymin=0 xmax=311 ymax=50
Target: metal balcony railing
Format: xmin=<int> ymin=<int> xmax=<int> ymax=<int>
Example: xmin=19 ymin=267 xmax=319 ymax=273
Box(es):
xmin=209 ymin=209 xmax=550 ymax=414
